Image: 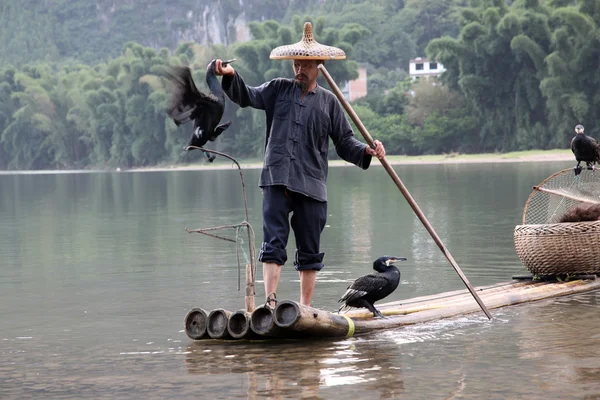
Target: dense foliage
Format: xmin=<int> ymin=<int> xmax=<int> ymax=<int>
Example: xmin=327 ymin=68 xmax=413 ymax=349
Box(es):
xmin=0 ymin=0 xmax=598 ymax=170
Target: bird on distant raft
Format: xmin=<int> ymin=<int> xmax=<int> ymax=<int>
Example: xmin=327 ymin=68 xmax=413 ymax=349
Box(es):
xmin=571 ymin=124 xmax=600 ymax=176
xmin=164 ymin=59 xmax=235 ymax=162
xmin=338 ymin=256 xmax=406 ymax=318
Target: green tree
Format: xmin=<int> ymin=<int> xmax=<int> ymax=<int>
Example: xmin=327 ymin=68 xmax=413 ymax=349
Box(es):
xmin=427 ymin=0 xmax=553 ymax=151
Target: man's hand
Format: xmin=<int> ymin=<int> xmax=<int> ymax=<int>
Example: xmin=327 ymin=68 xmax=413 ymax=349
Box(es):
xmin=365 ymin=140 xmax=386 ymax=159
xmin=214 ymin=59 xmax=235 ymax=76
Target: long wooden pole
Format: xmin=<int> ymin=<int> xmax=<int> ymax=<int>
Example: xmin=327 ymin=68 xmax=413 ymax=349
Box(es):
xmin=533 ymin=186 xmax=599 ymax=205
xmin=318 ymin=64 xmax=493 ymax=320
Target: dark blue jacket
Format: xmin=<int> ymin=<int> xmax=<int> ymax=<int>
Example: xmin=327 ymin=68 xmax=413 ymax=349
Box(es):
xmin=223 ymin=73 xmax=371 ymax=202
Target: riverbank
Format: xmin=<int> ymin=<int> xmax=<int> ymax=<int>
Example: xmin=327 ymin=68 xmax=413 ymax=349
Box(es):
xmin=0 ymin=149 xmax=574 ymax=175
xmin=131 ymin=149 xmax=574 ymax=172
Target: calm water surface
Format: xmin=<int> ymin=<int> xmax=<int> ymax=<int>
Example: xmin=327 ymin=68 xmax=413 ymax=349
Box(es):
xmin=2 ymin=161 xmax=600 ymax=399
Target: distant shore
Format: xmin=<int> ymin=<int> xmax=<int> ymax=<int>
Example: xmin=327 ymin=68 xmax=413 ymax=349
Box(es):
xmin=0 ymin=149 xmax=574 ymax=175
xmin=129 ymin=149 xmax=574 ymax=173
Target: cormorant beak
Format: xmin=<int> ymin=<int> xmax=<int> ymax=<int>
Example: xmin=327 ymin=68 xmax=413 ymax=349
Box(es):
xmin=386 ymin=257 xmax=407 ymax=266
xmin=223 ymin=59 xmax=236 ymax=66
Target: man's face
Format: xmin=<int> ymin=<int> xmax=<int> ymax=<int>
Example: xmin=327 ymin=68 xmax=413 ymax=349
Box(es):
xmin=293 ymin=60 xmax=320 ymax=90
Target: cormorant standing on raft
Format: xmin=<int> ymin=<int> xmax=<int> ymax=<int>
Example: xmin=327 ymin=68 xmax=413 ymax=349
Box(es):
xmin=571 ymin=124 xmax=600 ymax=176
xmin=164 ymin=59 xmax=235 ymax=162
xmin=338 ymin=256 xmax=406 ymax=318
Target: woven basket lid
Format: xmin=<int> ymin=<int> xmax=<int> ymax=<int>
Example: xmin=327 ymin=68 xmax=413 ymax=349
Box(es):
xmin=269 ymin=22 xmax=346 ymax=60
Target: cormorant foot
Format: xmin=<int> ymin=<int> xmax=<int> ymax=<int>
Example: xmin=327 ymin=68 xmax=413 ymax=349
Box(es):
xmin=574 ymin=166 xmax=583 ymax=176
xmin=203 ymin=151 xmax=215 ymax=162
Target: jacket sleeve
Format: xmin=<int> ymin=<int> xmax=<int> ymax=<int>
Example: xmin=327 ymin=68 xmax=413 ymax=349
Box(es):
xmin=329 ymin=98 xmax=372 ymax=170
xmin=221 ymin=72 xmax=279 ymax=111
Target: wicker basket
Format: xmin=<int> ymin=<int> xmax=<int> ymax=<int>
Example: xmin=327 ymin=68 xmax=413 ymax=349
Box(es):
xmin=514 ymin=221 xmax=600 ymax=276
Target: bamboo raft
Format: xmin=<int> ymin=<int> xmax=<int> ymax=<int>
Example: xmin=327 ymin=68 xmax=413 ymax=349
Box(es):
xmin=184 ymin=276 xmax=600 ymax=341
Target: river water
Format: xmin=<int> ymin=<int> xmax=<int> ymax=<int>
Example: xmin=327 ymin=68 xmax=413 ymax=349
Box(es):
xmin=3 ymin=160 xmax=600 ymax=399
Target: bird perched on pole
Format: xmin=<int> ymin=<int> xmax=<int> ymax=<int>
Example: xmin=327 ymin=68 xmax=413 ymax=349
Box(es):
xmin=571 ymin=124 xmax=600 ymax=176
xmin=164 ymin=59 xmax=235 ymax=162
xmin=338 ymin=256 xmax=406 ymax=318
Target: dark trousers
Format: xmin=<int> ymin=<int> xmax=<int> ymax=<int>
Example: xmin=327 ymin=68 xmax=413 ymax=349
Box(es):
xmin=258 ymin=185 xmax=327 ymax=271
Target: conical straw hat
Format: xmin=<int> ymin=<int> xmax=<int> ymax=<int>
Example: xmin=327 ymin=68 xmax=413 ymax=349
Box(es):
xmin=270 ymin=22 xmax=346 ymax=60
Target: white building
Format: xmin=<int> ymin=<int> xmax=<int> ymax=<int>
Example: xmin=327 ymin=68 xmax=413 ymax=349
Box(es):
xmin=409 ymin=57 xmax=446 ymax=80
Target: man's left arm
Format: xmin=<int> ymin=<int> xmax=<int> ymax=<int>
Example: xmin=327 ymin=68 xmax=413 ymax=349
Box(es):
xmin=329 ymin=101 xmax=385 ymax=169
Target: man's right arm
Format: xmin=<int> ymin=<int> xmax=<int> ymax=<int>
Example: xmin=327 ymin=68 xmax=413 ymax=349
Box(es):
xmin=221 ymin=73 xmax=277 ymax=110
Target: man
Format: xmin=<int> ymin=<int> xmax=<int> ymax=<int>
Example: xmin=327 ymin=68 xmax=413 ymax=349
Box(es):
xmin=213 ymin=24 xmax=386 ymax=307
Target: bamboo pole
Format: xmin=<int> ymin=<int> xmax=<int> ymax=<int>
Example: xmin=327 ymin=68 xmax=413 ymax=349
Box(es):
xmin=207 ymin=309 xmax=232 ymax=339
xmin=374 ymin=280 xmax=532 ymax=310
xmin=346 ymin=281 xmax=537 ymax=319
xmin=245 ymin=264 xmax=255 ymax=313
xmin=227 ymin=309 xmax=261 ymax=339
xmin=318 ymin=64 xmax=493 ymax=320
xmin=352 ymin=278 xmax=600 ymax=334
xmin=184 ymin=308 xmax=209 ymax=340
xmin=271 ymin=279 xmax=600 ymax=338
xmin=250 ymin=305 xmax=282 ymax=336
xmin=533 ymin=186 xmax=599 ymax=205
xmin=274 ymin=300 xmax=354 ymax=337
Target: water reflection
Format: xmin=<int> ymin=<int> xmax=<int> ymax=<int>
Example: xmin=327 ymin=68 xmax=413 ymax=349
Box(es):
xmin=185 ymin=338 xmax=405 ymax=399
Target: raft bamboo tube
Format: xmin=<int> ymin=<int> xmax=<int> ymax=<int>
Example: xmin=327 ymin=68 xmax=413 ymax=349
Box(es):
xmin=250 ymin=305 xmax=282 ymax=336
xmin=207 ymin=309 xmax=232 ymax=339
xmin=274 ymin=300 xmax=354 ymax=337
xmin=273 ymin=279 xmax=600 ymax=338
xmin=318 ymin=64 xmax=492 ymax=321
xmin=184 ymin=308 xmax=209 ymax=340
xmin=227 ymin=309 xmax=261 ymax=339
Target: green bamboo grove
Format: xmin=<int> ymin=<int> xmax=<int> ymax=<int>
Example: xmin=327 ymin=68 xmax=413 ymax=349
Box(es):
xmin=0 ymin=1 xmax=598 ymax=170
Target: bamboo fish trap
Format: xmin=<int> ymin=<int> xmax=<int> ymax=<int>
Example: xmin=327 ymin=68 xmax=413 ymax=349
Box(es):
xmin=514 ymin=168 xmax=600 ymax=276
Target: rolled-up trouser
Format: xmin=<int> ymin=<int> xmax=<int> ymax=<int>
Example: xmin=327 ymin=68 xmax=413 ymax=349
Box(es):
xmin=258 ymin=185 xmax=327 ymax=271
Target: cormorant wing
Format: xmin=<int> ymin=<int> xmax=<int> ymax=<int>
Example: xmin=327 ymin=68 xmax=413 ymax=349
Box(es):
xmin=164 ymin=66 xmax=221 ymax=124
xmin=578 ymin=135 xmax=600 ymax=161
xmin=589 ymin=136 xmax=600 ymax=160
xmin=338 ymin=273 xmax=390 ymax=304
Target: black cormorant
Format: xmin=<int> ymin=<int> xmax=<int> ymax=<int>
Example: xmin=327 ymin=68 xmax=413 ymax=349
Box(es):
xmin=164 ymin=59 xmax=235 ymax=162
xmin=571 ymin=124 xmax=600 ymax=175
xmin=338 ymin=256 xmax=406 ymax=318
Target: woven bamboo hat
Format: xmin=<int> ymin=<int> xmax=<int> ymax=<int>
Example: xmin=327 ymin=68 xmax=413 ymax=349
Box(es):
xmin=269 ymin=22 xmax=346 ymax=60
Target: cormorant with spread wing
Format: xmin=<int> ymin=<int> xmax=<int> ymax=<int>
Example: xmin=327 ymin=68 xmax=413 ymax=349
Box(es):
xmin=571 ymin=124 xmax=600 ymax=176
xmin=338 ymin=256 xmax=406 ymax=318
xmin=164 ymin=59 xmax=235 ymax=162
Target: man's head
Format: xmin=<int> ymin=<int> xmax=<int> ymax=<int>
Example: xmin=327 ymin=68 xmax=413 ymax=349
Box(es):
xmin=575 ymin=124 xmax=585 ymax=134
xmin=293 ymin=59 xmax=323 ymax=92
